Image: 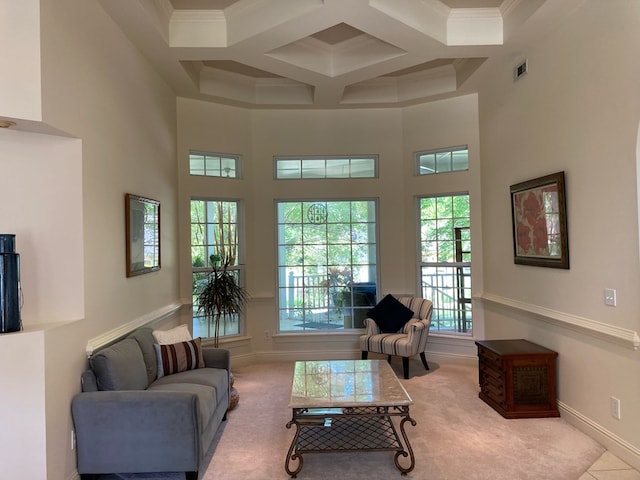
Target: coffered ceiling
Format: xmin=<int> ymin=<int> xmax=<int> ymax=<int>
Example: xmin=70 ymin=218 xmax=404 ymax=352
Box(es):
xmin=98 ymin=0 xmax=553 ymax=109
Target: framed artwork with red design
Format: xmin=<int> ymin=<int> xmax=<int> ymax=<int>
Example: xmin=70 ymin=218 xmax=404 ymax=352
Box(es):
xmin=510 ymin=171 xmax=569 ymax=269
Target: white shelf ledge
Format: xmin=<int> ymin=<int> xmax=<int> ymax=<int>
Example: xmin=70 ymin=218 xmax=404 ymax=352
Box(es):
xmin=478 ymin=293 xmax=640 ymax=350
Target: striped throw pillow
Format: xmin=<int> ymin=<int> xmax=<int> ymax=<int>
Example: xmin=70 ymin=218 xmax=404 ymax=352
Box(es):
xmin=154 ymin=337 xmax=205 ymax=379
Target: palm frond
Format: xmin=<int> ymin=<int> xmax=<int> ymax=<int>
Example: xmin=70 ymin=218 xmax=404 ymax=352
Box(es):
xmin=196 ymin=254 xmax=249 ymax=346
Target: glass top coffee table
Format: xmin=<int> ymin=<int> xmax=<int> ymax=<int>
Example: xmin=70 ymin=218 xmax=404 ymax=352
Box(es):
xmin=285 ymin=360 xmax=416 ymax=477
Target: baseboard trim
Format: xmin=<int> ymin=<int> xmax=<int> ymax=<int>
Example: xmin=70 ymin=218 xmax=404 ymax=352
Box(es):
xmin=230 ymin=349 xmax=477 ymax=369
xmin=230 ymin=349 xmax=360 ymax=368
xmin=559 ymin=400 xmax=640 ymax=470
xmin=424 ymin=350 xmax=477 ymax=366
xmin=85 ymin=302 xmax=184 ymax=356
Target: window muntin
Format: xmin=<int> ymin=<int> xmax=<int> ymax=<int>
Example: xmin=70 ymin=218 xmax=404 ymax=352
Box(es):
xmin=277 ymin=200 xmax=378 ymax=332
xmin=419 ymin=194 xmax=472 ymax=334
xmin=416 ymin=147 xmax=468 ymax=175
xmin=275 ymin=156 xmax=377 ymax=179
xmin=190 ymin=151 xmax=239 ymax=178
xmin=191 ymin=199 xmax=242 ymax=339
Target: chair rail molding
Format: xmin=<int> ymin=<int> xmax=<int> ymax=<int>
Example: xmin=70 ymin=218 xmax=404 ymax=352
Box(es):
xmin=478 ymin=293 xmax=640 ymax=350
xmin=86 ymin=301 xmax=184 ymax=356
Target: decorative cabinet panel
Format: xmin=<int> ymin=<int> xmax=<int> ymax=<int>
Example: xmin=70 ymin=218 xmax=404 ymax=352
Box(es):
xmin=475 ymin=339 xmax=560 ymax=419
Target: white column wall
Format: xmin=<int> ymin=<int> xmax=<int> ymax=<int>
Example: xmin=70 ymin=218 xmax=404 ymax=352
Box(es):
xmin=0 ymin=1 xmax=179 ymax=479
xmin=0 ymin=331 xmax=46 ymax=479
xmin=402 ymin=95 xmax=485 ymax=355
xmin=0 ymin=0 xmax=42 ymax=121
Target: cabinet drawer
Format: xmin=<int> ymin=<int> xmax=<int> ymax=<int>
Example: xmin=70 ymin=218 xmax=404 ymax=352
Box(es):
xmin=479 ymin=361 xmax=503 ymax=381
xmin=481 ymin=382 xmax=505 ymax=406
xmin=478 ymin=347 xmax=502 ymax=367
xmin=481 ymin=370 xmax=504 ymax=390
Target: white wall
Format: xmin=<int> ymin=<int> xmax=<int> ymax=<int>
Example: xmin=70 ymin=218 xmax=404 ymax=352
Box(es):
xmin=0 ymin=0 xmax=42 ymax=121
xmin=40 ymin=0 xmax=179 ymax=335
xmin=0 ymin=128 xmax=83 ymax=480
xmin=0 ymin=0 xmax=179 ymax=478
xmin=476 ymin=1 xmax=640 ymax=468
xmin=0 ymin=130 xmax=84 ymax=322
xmin=0 ymin=331 xmax=46 ymax=478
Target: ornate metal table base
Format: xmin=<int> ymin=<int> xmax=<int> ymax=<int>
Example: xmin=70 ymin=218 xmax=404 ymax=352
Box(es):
xmin=285 ymin=406 xmax=416 ymax=477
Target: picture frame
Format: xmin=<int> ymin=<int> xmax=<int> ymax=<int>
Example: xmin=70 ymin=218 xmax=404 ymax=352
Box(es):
xmin=125 ymin=193 xmax=161 ymax=277
xmin=510 ymin=171 xmax=569 ymax=269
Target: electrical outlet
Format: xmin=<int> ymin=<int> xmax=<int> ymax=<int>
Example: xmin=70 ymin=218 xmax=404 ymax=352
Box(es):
xmin=71 ymin=430 xmax=76 ymax=450
xmin=604 ymin=288 xmax=617 ymax=307
xmin=611 ymin=396 xmax=621 ymax=420
xmin=264 ymin=330 xmax=271 ymax=340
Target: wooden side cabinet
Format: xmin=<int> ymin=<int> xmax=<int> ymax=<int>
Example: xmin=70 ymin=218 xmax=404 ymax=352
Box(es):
xmin=475 ymin=339 xmax=560 ymax=419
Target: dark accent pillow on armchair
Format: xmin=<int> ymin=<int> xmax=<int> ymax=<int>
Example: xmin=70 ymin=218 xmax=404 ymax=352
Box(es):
xmin=367 ymin=294 xmax=414 ymax=333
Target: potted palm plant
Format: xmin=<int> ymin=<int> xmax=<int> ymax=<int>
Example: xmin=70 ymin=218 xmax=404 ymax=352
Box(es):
xmin=196 ymin=253 xmax=248 ymax=348
xmin=195 ymin=253 xmax=248 ymax=411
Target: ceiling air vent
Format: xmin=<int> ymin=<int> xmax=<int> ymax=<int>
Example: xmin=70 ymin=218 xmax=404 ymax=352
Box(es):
xmin=514 ymin=59 xmax=528 ymax=81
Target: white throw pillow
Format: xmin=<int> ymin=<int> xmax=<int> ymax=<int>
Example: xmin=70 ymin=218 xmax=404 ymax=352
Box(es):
xmin=152 ymin=324 xmax=192 ymax=345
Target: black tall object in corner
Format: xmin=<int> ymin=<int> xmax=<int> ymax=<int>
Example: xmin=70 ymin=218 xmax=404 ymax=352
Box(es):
xmin=0 ymin=234 xmax=21 ymax=333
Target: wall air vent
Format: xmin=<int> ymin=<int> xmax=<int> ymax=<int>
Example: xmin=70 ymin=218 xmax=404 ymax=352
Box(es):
xmin=514 ymin=59 xmax=528 ymax=81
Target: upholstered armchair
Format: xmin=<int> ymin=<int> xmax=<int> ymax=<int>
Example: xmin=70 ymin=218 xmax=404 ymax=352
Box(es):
xmin=360 ymin=296 xmax=433 ymax=379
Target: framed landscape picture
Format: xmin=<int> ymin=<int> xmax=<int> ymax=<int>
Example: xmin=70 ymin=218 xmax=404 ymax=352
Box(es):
xmin=125 ymin=193 xmax=161 ymax=277
xmin=510 ymin=171 xmax=569 ymax=269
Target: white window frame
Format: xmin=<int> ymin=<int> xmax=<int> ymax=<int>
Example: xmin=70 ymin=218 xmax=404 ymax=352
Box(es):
xmin=276 ymin=199 xmax=379 ymax=332
xmin=189 ymin=151 xmax=241 ymax=178
xmin=274 ymin=155 xmax=377 ymax=179
xmin=190 ymin=198 xmax=244 ymax=339
xmin=418 ymin=193 xmax=472 ymax=335
xmin=415 ymin=146 xmax=468 ymax=176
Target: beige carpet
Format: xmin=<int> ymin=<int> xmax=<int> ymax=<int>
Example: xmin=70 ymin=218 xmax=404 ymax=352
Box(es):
xmin=199 ymin=359 xmax=605 ymax=480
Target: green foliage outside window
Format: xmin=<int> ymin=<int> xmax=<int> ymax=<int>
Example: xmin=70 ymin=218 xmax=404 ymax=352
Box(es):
xmin=191 ymin=199 xmax=241 ymax=339
xmin=420 ymin=195 xmax=470 ymax=263
xmin=191 ymin=200 xmax=238 ymax=268
xmin=277 ymin=200 xmax=377 ymax=331
xmin=420 ymin=193 xmax=472 ymax=334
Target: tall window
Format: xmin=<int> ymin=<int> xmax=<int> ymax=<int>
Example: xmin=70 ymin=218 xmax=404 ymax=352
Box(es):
xmin=277 ymin=200 xmax=378 ymax=332
xmin=190 ymin=151 xmax=240 ymax=178
xmin=419 ymin=194 xmax=472 ymax=334
xmin=191 ymin=199 xmax=242 ymax=338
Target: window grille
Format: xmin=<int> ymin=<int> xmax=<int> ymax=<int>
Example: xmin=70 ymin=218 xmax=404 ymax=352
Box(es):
xmin=416 ymin=147 xmax=468 ymax=175
xmin=418 ymin=194 xmax=472 ymax=334
xmin=275 ymin=156 xmax=377 ymax=179
xmin=276 ymin=200 xmax=378 ymax=332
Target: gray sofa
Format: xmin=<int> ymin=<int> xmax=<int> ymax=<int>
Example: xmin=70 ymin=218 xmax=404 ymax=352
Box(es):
xmin=71 ymin=327 xmax=230 ymax=480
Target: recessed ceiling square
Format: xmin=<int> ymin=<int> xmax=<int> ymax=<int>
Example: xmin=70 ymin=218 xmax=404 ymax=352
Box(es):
xmin=310 ymin=23 xmax=365 ymax=45
xmin=266 ymin=23 xmax=406 ymax=77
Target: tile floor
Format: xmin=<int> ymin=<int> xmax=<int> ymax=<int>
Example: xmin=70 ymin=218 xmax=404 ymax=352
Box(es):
xmin=581 ymin=452 xmax=640 ymax=480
